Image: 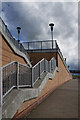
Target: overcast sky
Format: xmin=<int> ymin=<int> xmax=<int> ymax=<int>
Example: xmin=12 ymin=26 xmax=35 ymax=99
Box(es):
xmin=0 ymin=1 xmax=78 ymax=70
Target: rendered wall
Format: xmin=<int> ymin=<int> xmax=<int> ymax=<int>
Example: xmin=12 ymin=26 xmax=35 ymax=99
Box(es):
xmin=0 ymin=34 xmax=27 ymax=67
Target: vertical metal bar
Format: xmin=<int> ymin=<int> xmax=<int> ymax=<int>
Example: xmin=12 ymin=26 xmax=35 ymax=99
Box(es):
xmin=0 ymin=68 xmax=2 ymax=120
xmin=44 ymin=59 xmax=46 ymax=72
xmin=48 ymin=62 xmax=49 ymax=72
xmin=0 ymin=67 xmax=3 ymax=106
xmin=51 ymin=31 xmax=53 ymax=49
xmin=50 ymin=61 xmax=51 ymax=72
xmin=39 ymin=62 xmax=41 ymax=79
xmin=31 ymin=67 xmax=33 ymax=87
xmin=17 ymin=62 xmax=19 ymax=89
xmin=41 ymin=41 xmax=42 ymax=49
xmin=28 ymin=42 xmax=29 ymax=50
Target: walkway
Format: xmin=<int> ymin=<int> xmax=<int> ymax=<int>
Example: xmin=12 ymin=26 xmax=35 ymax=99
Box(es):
xmin=24 ymin=79 xmax=78 ymax=118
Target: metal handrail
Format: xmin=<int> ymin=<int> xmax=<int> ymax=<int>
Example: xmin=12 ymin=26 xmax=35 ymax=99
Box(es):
xmin=0 ymin=56 xmax=56 ymax=106
xmin=22 ymin=40 xmax=57 ymax=50
xmin=32 ymin=57 xmax=56 ymax=85
xmin=0 ymin=17 xmax=30 ymax=60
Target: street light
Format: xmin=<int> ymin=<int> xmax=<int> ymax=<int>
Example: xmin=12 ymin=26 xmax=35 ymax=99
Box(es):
xmin=17 ymin=27 xmax=21 ymax=43
xmin=49 ymin=23 xmax=54 ymax=49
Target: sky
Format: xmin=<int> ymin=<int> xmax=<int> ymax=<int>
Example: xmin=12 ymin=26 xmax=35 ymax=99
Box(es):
xmin=0 ymin=1 xmax=78 ymax=70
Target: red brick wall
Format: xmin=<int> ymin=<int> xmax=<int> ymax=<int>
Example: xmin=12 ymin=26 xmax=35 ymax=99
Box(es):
xmin=13 ymin=49 xmax=72 ymax=118
xmin=0 ymin=34 xmax=27 ymax=67
xmin=28 ymin=52 xmax=57 ymax=66
xmin=57 ymin=53 xmax=72 ymax=83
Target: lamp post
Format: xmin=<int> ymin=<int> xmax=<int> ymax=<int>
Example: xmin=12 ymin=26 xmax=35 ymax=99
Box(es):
xmin=68 ymin=65 xmax=70 ymax=69
xmin=49 ymin=23 xmax=54 ymax=49
xmin=17 ymin=27 xmax=21 ymax=43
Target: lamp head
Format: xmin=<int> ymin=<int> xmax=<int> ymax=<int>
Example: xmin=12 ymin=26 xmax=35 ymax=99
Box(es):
xmin=17 ymin=27 xmax=21 ymax=34
xmin=49 ymin=23 xmax=54 ymax=31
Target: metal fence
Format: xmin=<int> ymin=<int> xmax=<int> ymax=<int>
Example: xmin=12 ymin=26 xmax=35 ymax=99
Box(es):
xmin=32 ymin=57 xmax=56 ymax=85
xmin=22 ymin=40 xmax=57 ymax=50
xmin=19 ymin=63 xmax=32 ymax=87
xmin=2 ymin=61 xmax=17 ymax=97
xmin=0 ymin=57 xmax=56 ymax=106
xmin=0 ymin=17 xmax=30 ymax=60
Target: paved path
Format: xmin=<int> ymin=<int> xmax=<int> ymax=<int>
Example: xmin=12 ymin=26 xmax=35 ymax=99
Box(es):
xmin=24 ymin=79 xmax=78 ymax=118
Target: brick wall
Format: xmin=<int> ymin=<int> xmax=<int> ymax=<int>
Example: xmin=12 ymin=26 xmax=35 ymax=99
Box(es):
xmin=57 ymin=53 xmax=72 ymax=83
xmin=13 ymin=52 xmax=72 ymax=118
xmin=0 ymin=34 xmax=27 ymax=67
xmin=28 ymin=52 xmax=57 ymax=66
xmin=13 ymin=70 xmax=71 ymax=118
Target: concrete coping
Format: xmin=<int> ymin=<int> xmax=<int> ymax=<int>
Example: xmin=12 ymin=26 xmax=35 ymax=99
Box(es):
xmin=0 ymin=26 xmax=32 ymax=67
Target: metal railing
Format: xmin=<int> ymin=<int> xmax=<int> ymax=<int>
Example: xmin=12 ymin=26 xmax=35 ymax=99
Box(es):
xmin=0 ymin=17 xmax=30 ymax=60
xmin=0 ymin=57 xmax=56 ymax=106
xmin=22 ymin=40 xmax=57 ymax=50
xmin=22 ymin=39 xmax=69 ymax=73
xmin=32 ymin=57 xmax=56 ymax=85
xmin=2 ymin=61 xmax=17 ymax=97
xmin=19 ymin=63 xmax=32 ymax=87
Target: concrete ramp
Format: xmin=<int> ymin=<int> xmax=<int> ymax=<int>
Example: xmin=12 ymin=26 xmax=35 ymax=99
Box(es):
xmin=25 ymin=79 xmax=78 ymax=118
xmin=2 ymin=67 xmax=58 ymax=118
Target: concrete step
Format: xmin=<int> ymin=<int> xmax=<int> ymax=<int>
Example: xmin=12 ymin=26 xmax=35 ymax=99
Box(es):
xmin=33 ymin=72 xmax=47 ymax=88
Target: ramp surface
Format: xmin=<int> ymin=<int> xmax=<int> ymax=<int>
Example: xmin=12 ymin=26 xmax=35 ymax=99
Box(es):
xmin=24 ymin=79 xmax=78 ymax=118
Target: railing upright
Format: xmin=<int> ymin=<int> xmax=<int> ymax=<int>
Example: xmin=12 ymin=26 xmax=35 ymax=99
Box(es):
xmin=31 ymin=67 xmax=33 ymax=87
xmin=17 ymin=62 xmax=19 ymax=89
xmin=0 ymin=67 xmax=2 ymax=106
xmin=39 ymin=62 xmax=41 ymax=79
xmin=44 ymin=59 xmax=46 ymax=72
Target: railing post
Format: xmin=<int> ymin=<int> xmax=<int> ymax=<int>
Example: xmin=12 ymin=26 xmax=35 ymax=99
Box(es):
xmin=28 ymin=42 xmax=29 ymax=50
xmin=41 ymin=41 xmax=42 ymax=49
xmin=0 ymin=67 xmax=2 ymax=120
xmin=48 ymin=61 xmax=50 ymax=72
xmin=39 ymin=62 xmax=41 ymax=79
xmin=50 ymin=61 xmax=51 ymax=72
xmin=17 ymin=62 xmax=19 ymax=89
xmin=31 ymin=67 xmax=33 ymax=87
xmin=0 ymin=67 xmax=2 ymax=106
xmin=44 ymin=59 xmax=46 ymax=72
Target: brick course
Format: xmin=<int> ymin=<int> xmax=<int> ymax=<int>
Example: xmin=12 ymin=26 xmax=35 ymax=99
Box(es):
xmin=0 ymin=34 xmax=27 ymax=67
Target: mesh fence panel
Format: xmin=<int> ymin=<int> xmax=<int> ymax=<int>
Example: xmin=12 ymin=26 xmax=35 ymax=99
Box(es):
xmin=45 ymin=60 xmax=49 ymax=72
xmin=33 ymin=64 xmax=40 ymax=84
xmin=1 ymin=57 xmax=57 ymax=98
xmin=40 ymin=59 xmax=45 ymax=75
xmin=19 ymin=64 xmax=32 ymax=86
xmin=2 ymin=62 xmax=17 ymax=96
xmin=49 ymin=57 xmax=56 ymax=71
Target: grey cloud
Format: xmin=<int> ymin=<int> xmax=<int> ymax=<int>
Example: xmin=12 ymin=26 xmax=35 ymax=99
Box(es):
xmin=1 ymin=2 xmax=78 ymax=70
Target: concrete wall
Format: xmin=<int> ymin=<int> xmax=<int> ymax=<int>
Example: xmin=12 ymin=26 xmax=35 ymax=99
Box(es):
xmin=0 ymin=34 xmax=27 ymax=67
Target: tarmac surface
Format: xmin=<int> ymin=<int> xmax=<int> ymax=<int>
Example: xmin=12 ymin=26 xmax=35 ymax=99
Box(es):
xmin=24 ymin=79 xmax=78 ymax=118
